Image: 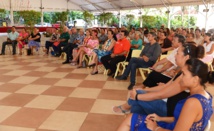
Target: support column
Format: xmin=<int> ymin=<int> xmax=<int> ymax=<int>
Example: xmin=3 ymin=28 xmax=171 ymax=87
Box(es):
xmin=10 ymin=0 xmax=14 ymax=26
xmin=166 ymin=9 xmax=170 ymax=28
xmin=119 ymin=10 xmax=122 ymax=28
xmin=204 ymin=8 xmax=209 ymax=31
xmin=40 ymin=0 xmax=44 ymax=27
xmin=140 ymin=8 xmax=143 ymax=28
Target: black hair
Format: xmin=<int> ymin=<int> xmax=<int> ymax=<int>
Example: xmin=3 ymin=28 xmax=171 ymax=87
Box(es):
xmin=161 ymin=31 xmax=168 ymax=37
xmin=182 ymin=43 xmax=205 ymax=59
xmin=205 ymin=33 xmax=213 ymax=41
xmin=195 ymin=29 xmax=201 ymax=32
xmin=185 ymin=58 xmax=214 ymax=86
xmin=107 ymin=30 xmax=114 ymax=35
xmin=120 ymin=30 xmax=129 ymax=37
xmin=174 ymin=34 xmax=186 ymax=45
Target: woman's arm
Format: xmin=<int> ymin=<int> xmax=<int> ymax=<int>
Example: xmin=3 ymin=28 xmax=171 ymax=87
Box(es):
xmin=206 ymin=44 xmax=214 ymax=55
xmin=173 ymin=98 xmax=201 ymax=131
xmin=106 ymin=40 xmax=115 ymax=51
xmin=131 ymin=75 xmax=185 ymax=101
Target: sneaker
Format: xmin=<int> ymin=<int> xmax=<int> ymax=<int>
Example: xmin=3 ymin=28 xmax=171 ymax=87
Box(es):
xmin=116 ymin=75 xmax=127 ymax=80
xmin=128 ymin=83 xmax=135 ymax=90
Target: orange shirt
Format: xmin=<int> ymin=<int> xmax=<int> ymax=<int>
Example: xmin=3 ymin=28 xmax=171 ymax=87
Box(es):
xmin=113 ymin=38 xmax=131 ymax=56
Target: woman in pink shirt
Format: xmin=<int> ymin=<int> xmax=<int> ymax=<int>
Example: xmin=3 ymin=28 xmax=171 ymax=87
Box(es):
xmin=71 ymin=30 xmax=99 ymax=68
xmin=17 ymin=28 xmax=29 ymax=55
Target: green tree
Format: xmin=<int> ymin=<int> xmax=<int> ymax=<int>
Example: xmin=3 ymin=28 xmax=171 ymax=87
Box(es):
xmin=142 ymin=15 xmax=157 ymax=28
xmin=98 ymin=12 xmax=113 ymax=26
xmin=69 ymin=11 xmax=83 ymax=21
xmin=43 ymin=12 xmax=52 ymax=23
xmin=18 ymin=10 xmax=41 ymax=27
xmin=82 ymin=11 xmax=94 ymax=26
xmin=125 ymin=14 xmax=135 ymax=30
xmin=52 ymin=11 xmax=68 ymax=24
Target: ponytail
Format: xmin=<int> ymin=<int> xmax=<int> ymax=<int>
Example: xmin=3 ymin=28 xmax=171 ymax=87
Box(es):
xmin=182 ymin=44 xmax=205 ymax=59
xmin=196 ymin=45 xmax=205 ymax=59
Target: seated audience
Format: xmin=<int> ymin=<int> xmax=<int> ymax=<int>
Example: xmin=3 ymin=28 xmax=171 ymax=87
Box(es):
xmin=44 ymin=28 xmax=60 ymax=55
xmin=62 ymin=28 xmax=83 ymax=64
xmin=28 ymin=27 xmax=41 ymax=55
xmin=158 ymin=31 xmax=173 ymax=54
xmin=126 ymin=32 xmax=143 ymax=61
xmin=53 ymin=26 xmax=70 ymax=56
xmin=202 ymin=33 xmax=214 ymax=63
xmin=88 ymin=30 xmax=116 ymax=75
xmin=140 ymin=34 xmax=186 ymax=89
xmin=0 ymin=26 xmax=19 ymax=55
xmin=116 ymin=32 xmax=161 ymax=90
xmin=71 ymin=30 xmax=99 ymax=68
xmin=101 ymin=30 xmax=131 ymax=77
xmin=113 ymin=44 xmax=205 ymax=119
xmin=194 ymin=29 xmax=204 ymax=45
xmin=17 ymin=28 xmax=29 ymax=55
xmin=98 ymin=28 xmax=108 ymax=45
xmin=117 ymin=58 xmax=213 ymax=131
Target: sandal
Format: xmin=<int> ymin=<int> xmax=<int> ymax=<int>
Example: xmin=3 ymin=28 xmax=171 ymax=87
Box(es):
xmin=112 ymin=105 xmax=130 ymax=114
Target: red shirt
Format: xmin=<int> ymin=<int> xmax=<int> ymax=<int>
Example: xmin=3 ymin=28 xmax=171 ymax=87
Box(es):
xmin=113 ymin=38 xmax=131 ymax=56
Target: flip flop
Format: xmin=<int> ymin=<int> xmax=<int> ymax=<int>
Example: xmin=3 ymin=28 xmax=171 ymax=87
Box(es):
xmin=112 ymin=105 xmax=130 ymax=114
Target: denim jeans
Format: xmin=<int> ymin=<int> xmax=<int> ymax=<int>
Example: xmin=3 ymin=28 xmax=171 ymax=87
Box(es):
xmin=123 ymin=57 xmax=155 ymax=84
xmin=128 ymin=90 xmax=167 ymax=117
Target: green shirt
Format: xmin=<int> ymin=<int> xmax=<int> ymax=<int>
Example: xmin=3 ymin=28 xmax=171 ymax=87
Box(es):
xmin=131 ymin=39 xmax=143 ymax=50
xmin=59 ymin=32 xmax=70 ymax=44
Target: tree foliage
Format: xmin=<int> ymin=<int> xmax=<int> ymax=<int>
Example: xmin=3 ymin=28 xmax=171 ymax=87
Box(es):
xmin=69 ymin=11 xmax=83 ymax=21
xmin=52 ymin=11 xmax=68 ymax=24
xmin=98 ymin=12 xmax=113 ymax=26
xmin=82 ymin=11 xmax=94 ymax=25
xmin=18 ymin=10 xmax=41 ymax=27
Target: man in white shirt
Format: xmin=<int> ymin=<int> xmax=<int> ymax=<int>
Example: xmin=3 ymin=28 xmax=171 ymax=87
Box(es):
xmin=0 ymin=26 xmax=19 ymax=55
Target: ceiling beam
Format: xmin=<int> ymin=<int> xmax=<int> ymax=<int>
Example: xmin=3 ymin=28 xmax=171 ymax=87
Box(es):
xmin=105 ymin=0 xmax=121 ymax=10
xmin=85 ymin=0 xmax=104 ymax=12
xmin=67 ymin=0 xmax=85 ymax=11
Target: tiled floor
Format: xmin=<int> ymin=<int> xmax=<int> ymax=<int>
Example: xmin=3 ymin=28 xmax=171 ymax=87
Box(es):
xmin=0 ymin=54 xmax=213 ymax=131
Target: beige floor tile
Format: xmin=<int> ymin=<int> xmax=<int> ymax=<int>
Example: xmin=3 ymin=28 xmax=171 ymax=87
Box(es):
xmin=103 ymin=81 xmax=130 ymax=90
xmin=0 ymin=106 xmax=20 ymax=123
xmin=54 ymin=79 xmax=82 ymax=87
xmin=39 ymin=111 xmax=87 ymax=131
xmin=9 ymin=76 xmax=39 ymax=84
xmin=25 ymin=95 xmax=65 ymax=110
xmin=0 ymin=92 xmax=11 ymax=100
xmin=1 ymin=107 xmax=53 ymax=128
xmin=69 ymin=88 xmax=101 ymax=99
xmin=0 ymin=65 xmax=23 ymax=70
xmin=85 ymin=74 xmax=108 ymax=81
xmin=28 ymin=63 xmax=47 ymax=67
xmin=80 ymin=113 xmax=125 ymax=131
xmin=71 ymin=68 xmax=91 ymax=74
xmin=15 ymin=85 xmax=50 ymax=95
xmin=43 ymin=72 xmax=68 ymax=78
xmin=90 ymin=99 xmax=126 ymax=115
xmin=35 ymin=67 xmax=57 ymax=72
xmin=0 ymin=125 xmax=35 ymax=131
xmin=4 ymin=70 xmax=30 ymax=76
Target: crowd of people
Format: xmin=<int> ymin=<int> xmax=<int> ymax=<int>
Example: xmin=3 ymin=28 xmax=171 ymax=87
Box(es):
xmin=0 ymin=24 xmax=214 ymax=130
